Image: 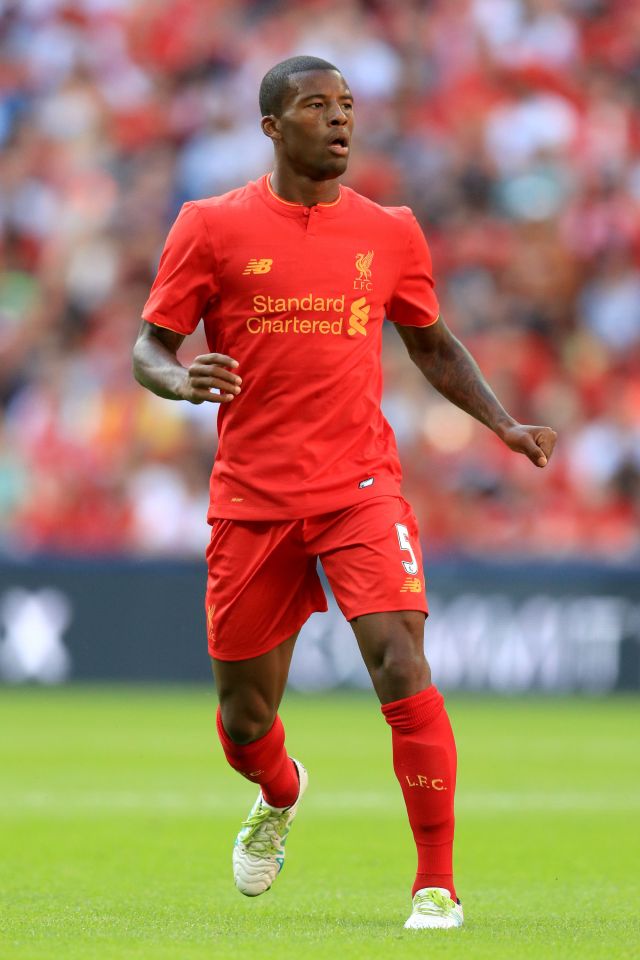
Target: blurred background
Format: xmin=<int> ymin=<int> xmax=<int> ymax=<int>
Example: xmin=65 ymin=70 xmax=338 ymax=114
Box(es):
xmin=0 ymin=0 xmax=639 ymax=690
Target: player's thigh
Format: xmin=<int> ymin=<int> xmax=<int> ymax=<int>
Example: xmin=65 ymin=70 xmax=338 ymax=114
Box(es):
xmin=205 ymin=517 xmax=327 ymax=663
xmin=315 ymin=496 xmax=429 ymax=702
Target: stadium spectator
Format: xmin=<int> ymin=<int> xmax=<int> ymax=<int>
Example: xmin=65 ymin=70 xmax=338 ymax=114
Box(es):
xmin=1 ymin=0 xmax=639 ymax=558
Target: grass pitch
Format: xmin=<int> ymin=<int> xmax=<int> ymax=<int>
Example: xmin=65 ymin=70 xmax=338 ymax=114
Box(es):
xmin=1 ymin=688 xmax=638 ymax=960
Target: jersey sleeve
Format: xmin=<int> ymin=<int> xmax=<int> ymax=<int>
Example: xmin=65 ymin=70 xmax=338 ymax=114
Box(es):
xmin=385 ymin=212 xmax=440 ymax=328
xmin=142 ymin=202 xmax=219 ymax=335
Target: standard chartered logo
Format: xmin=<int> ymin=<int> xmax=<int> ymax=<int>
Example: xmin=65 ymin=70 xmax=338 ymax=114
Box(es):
xmin=245 ymin=293 xmax=371 ymax=338
xmin=347 ymin=296 xmax=370 ymax=336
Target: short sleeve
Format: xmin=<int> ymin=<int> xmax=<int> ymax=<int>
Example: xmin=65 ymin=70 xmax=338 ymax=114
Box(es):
xmin=142 ymin=202 xmax=219 ymax=335
xmin=386 ymin=212 xmax=439 ymax=327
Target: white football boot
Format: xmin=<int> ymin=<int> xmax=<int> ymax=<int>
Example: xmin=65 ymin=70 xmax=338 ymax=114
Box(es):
xmin=233 ymin=758 xmax=308 ymax=897
xmin=404 ymin=887 xmax=464 ymax=929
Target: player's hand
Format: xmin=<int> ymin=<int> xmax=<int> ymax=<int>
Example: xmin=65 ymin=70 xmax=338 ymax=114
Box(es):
xmin=498 ymin=423 xmax=557 ymax=468
xmin=182 ymin=353 xmax=242 ymax=404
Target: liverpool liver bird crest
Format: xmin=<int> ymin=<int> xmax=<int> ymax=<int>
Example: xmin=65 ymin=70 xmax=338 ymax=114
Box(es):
xmin=355 ymin=250 xmax=374 ymax=281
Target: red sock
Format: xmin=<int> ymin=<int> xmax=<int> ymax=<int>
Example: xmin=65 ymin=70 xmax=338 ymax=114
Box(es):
xmin=381 ymin=685 xmax=457 ymax=900
xmin=215 ymin=709 xmax=299 ymax=808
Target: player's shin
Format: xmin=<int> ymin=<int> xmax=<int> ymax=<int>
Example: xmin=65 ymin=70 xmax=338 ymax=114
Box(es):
xmin=215 ymin=709 xmax=299 ymax=808
xmin=381 ymin=685 xmax=457 ymax=900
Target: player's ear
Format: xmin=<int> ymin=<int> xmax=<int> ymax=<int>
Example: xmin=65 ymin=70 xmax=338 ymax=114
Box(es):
xmin=261 ymin=115 xmax=282 ymax=142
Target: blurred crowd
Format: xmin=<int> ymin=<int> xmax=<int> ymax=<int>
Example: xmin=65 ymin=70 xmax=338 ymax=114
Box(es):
xmin=1 ymin=0 xmax=640 ymax=559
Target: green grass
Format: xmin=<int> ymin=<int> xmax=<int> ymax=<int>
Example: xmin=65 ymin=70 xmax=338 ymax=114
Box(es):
xmin=0 ymin=688 xmax=638 ymax=959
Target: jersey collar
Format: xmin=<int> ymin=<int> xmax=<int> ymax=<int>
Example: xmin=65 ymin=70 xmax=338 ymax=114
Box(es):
xmin=259 ymin=174 xmax=344 ymax=218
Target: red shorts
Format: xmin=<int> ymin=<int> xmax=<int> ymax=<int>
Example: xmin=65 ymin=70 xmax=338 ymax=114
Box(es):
xmin=205 ymin=495 xmax=427 ymax=661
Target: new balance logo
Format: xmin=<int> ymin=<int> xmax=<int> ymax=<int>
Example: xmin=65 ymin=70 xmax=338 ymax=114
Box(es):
xmin=347 ymin=296 xmax=370 ymax=336
xmin=400 ymin=576 xmax=422 ymax=593
xmin=243 ymin=258 xmax=273 ymax=275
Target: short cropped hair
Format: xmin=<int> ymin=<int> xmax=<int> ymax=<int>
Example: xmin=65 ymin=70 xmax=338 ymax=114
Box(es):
xmin=259 ymin=55 xmax=341 ymax=117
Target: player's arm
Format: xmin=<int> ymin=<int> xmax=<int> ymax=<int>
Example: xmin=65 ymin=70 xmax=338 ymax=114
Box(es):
xmin=132 ymin=321 xmax=241 ymax=405
xmin=396 ymin=317 xmax=557 ymax=468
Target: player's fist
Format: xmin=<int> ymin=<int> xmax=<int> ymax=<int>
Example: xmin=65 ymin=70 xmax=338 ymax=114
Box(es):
xmin=499 ymin=423 xmax=557 ymax=468
xmin=182 ymin=353 xmax=242 ymax=404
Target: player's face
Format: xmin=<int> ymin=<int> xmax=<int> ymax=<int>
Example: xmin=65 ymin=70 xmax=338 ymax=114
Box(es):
xmin=270 ymin=70 xmax=354 ymax=180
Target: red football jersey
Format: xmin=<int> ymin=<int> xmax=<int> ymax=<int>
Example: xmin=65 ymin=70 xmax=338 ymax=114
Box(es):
xmin=142 ymin=175 xmax=439 ymax=520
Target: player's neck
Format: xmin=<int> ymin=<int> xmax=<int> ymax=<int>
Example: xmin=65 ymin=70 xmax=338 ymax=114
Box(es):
xmin=269 ymin=169 xmax=341 ymax=207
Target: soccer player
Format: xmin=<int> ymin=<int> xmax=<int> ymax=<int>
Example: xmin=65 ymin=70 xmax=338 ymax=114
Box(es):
xmin=133 ymin=55 xmax=557 ymax=930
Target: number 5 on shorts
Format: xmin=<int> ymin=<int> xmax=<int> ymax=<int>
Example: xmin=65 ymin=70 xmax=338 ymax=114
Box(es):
xmin=395 ymin=523 xmax=419 ymax=575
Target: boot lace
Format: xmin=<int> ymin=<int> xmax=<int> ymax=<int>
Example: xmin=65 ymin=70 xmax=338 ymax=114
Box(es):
xmin=413 ymin=889 xmax=455 ymax=916
xmin=239 ymin=803 xmax=289 ymax=857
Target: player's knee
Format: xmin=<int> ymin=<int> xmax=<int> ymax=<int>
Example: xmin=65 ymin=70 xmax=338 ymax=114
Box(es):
xmin=378 ymin=639 xmax=431 ymax=697
xmin=381 ymin=649 xmax=430 ymax=687
xmin=220 ymin=702 xmax=275 ymax=745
